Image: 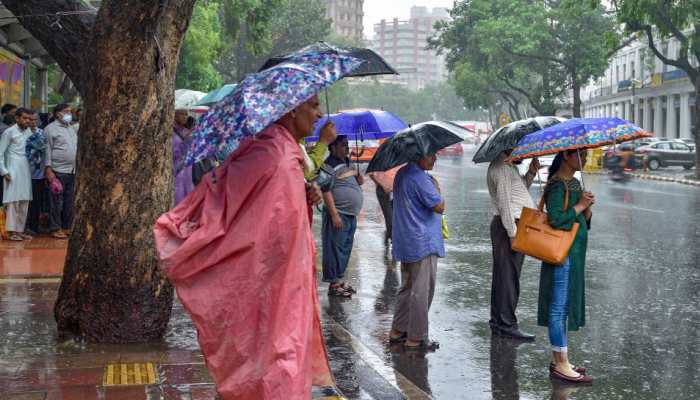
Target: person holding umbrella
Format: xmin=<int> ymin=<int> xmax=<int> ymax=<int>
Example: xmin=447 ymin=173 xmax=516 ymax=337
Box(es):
xmin=507 ymin=117 xmax=651 ymax=383
xmin=368 ymin=121 xmax=467 ymax=351
xmin=472 ymin=117 xmax=565 ymax=340
xmin=487 ymin=152 xmax=540 ymax=340
xmin=539 ymin=149 xmax=594 ymax=384
xmin=154 ymin=52 xmax=364 ymax=399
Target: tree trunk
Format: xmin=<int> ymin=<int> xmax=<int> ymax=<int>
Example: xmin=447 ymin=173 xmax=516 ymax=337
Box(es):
xmin=572 ymin=76 xmax=582 ymax=118
xmin=2 ymin=0 xmax=196 ymax=342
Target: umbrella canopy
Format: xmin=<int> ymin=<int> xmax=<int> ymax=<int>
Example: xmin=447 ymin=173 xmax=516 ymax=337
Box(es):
xmin=366 ymin=121 xmax=467 ymax=173
xmin=259 ymin=41 xmax=398 ymax=77
xmin=472 ymin=116 xmax=565 ymax=163
xmin=306 ymin=109 xmax=407 ymax=142
xmin=175 ymin=89 xmax=207 ymax=110
xmin=186 ymin=53 xmax=365 ymax=165
xmin=195 ymin=84 xmax=237 ymax=107
xmin=508 ymin=117 xmax=652 ymax=162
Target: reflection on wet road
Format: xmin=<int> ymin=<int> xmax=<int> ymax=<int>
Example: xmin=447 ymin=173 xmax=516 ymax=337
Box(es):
xmin=317 ymin=149 xmax=700 ymax=399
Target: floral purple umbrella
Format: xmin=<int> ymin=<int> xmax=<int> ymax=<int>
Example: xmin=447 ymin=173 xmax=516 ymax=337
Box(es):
xmin=508 ymin=117 xmax=652 ymax=187
xmin=186 ymin=53 xmax=365 ymax=165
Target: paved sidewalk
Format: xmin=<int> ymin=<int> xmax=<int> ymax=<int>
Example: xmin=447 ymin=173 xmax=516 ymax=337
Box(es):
xmin=0 ymin=238 xmax=399 ymax=400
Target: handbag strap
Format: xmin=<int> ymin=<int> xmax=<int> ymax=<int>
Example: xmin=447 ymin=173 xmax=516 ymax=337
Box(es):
xmin=537 ymin=179 xmax=569 ymax=212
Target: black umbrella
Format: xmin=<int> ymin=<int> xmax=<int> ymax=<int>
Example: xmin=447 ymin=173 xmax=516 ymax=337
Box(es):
xmin=258 ymin=41 xmax=399 ymax=77
xmin=472 ymin=116 xmax=566 ymax=163
xmin=366 ymin=121 xmax=467 ymax=173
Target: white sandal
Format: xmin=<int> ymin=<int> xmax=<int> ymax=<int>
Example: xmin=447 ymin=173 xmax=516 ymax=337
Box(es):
xmin=8 ymin=233 xmax=24 ymax=241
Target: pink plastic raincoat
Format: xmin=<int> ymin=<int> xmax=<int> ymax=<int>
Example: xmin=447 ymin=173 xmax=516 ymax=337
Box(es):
xmin=154 ymin=124 xmax=333 ymax=399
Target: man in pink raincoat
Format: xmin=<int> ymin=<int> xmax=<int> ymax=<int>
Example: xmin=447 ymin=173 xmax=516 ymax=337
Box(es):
xmin=154 ymin=95 xmax=334 ymax=399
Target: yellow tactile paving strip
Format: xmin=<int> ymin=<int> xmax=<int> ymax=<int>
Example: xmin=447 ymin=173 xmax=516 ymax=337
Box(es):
xmin=103 ymin=362 xmax=157 ymax=385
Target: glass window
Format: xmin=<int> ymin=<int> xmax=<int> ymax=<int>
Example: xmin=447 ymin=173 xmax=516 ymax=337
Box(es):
xmin=671 ymin=142 xmax=690 ymax=151
xmin=655 ymin=142 xmax=671 ymax=150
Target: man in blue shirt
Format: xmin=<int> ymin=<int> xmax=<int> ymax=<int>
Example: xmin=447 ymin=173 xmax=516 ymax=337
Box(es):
xmin=389 ymin=153 xmax=445 ymax=351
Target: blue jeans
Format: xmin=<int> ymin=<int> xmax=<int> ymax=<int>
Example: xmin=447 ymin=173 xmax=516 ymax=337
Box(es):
xmin=549 ymin=257 xmax=571 ymax=352
xmin=321 ymin=212 xmax=357 ymax=283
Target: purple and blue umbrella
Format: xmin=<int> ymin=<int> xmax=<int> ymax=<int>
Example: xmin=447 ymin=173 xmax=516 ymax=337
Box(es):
xmin=508 ymin=117 xmax=652 ymax=162
xmin=186 ymin=53 xmax=365 ymax=165
xmin=306 ymin=109 xmax=407 ymax=142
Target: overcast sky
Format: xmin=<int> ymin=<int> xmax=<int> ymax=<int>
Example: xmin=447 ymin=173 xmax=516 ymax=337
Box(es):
xmin=363 ymin=0 xmax=455 ymax=39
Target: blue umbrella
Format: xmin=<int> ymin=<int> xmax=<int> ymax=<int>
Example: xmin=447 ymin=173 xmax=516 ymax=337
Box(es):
xmin=305 ymin=109 xmax=407 ymax=142
xmin=195 ymin=84 xmax=237 ymax=106
xmin=186 ymin=53 xmax=365 ymax=165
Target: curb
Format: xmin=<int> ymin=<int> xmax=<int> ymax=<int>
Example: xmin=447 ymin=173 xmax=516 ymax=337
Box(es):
xmin=584 ymin=169 xmax=700 ymax=186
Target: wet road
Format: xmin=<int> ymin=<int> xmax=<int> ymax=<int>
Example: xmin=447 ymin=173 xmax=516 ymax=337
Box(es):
xmin=317 ymin=148 xmax=700 ymax=399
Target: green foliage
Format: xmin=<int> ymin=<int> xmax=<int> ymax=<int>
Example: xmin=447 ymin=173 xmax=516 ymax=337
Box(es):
xmin=176 ymin=1 xmax=224 ymax=91
xmin=614 ymin=0 xmax=699 ymax=84
xmin=432 ymin=0 xmax=618 ymax=117
xmin=324 ymin=80 xmax=486 ymax=125
xmin=217 ymin=0 xmax=331 ymax=81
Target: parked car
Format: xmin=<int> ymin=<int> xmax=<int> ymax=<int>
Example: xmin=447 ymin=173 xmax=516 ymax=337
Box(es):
xmin=635 ymin=140 xmax=696 ymax=170
xmin=437 ymin=143 xmax=464 ymax=157
xmin=678 ymin=138 xmax=696 ymax=150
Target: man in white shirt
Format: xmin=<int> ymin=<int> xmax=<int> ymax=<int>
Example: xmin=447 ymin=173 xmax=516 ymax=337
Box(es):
xmin=487 ymin=151 xmax=539 ymax=340
xmin=44 ymin=103 xmax=78 ymax=239
xmin=0 ymin=108 xmax=35 ymax=241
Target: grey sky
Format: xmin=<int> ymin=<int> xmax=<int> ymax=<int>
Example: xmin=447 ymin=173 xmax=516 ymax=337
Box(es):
xmin=363 ymin=0 xmax=455 ymax=39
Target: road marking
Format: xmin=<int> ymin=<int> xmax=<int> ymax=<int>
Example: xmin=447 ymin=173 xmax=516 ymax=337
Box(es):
xmin=605 ymin=203 xmax=665 ymax=214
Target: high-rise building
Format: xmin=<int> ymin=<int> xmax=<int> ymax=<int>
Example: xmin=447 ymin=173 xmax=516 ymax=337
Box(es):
xmin=322 ymin=0 xmax=364 ymax=42
xmin=371 ymin=6 xmax=450 ymax=91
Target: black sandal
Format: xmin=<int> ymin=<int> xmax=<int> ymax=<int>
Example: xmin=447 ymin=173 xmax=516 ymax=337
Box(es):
xmin=404 ymin=340 xmax=440 ymax=352
xmin=328 ymin=285 xmax=352 ymax=298
xmin=340 ymin=282 xmax=356 ymax=294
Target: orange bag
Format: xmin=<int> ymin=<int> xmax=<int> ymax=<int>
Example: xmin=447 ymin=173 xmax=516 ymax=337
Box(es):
xmin=512 ymin=185 xmax=579 ymax=265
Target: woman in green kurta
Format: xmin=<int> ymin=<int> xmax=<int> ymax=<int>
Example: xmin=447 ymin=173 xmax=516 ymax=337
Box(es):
xmin=538 ymin=149 xmax=595 ymax=384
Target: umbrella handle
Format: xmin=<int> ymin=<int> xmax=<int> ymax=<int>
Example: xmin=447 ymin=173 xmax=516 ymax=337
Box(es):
xmin=576 ymin=149 xmax=586 ymax=190
xmin=325 ymin=88 xmax=331 ymax=116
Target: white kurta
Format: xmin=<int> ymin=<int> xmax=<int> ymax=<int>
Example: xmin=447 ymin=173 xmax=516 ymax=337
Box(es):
xmin=0 ymin=125 xmax=33 ymax=203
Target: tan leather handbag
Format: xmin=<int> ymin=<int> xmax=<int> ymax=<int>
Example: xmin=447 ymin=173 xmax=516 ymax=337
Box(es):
xmin=511 ymin=184 xmax=579 ymax=265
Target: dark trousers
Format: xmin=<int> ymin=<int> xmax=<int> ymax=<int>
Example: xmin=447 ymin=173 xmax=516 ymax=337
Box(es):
xmin=489 ymin=216 xmax=525 ymax=331
xmin=321 ymin=211 xmax=357 ymax=283
xmin=375 ymin=186 xmax=392 ymax=239
xmin=49 ymin=172 xmax=75 ymax=231
xmin=27 ymin=179 xmax=47 ymax=232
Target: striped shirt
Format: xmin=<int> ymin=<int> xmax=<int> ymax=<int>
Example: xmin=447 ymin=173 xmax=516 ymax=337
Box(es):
xmin=487 ymin=154 xmax=535 ymax=238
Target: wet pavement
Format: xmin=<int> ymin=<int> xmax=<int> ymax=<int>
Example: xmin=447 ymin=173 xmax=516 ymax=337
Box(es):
xmin=316 ymin=148 xmax=700 ymax=399
xmin=1 ymin=147 xmax=699 ymax=399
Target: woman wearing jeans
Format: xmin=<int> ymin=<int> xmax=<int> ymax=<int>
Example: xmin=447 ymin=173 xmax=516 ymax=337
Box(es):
xmin=538 ymin=149 xmax=594 ymax=384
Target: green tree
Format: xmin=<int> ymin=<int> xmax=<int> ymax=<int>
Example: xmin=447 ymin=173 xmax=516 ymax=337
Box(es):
xmin=217 ymin=0 xmax=331 ymax=81
xmin=432 ymin=0 xmax=618 ymax=117
xmin=614 ymin=0 xmax=700 ymax=176
xmin=176 ymin=0 xmax=224 ymax=91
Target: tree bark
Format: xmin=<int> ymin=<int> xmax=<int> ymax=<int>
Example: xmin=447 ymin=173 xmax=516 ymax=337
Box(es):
xmin=572 ymin=76 xmax=582 ymax=118
xmin=2 ymin=0 xmax=196 ymax=342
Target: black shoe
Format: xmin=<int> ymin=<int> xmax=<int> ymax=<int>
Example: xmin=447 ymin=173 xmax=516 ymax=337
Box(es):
xmin=495 ymin=327 xmax=535 ymax=341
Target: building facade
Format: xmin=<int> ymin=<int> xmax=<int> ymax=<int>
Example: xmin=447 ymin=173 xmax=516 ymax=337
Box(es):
xmin=582 ymin=35 xmax=697 ymax=139
xmin=371 ymin=6 xmax=450 ymax=91
xmin=323 ymin=0 xmax=364 ymax=42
